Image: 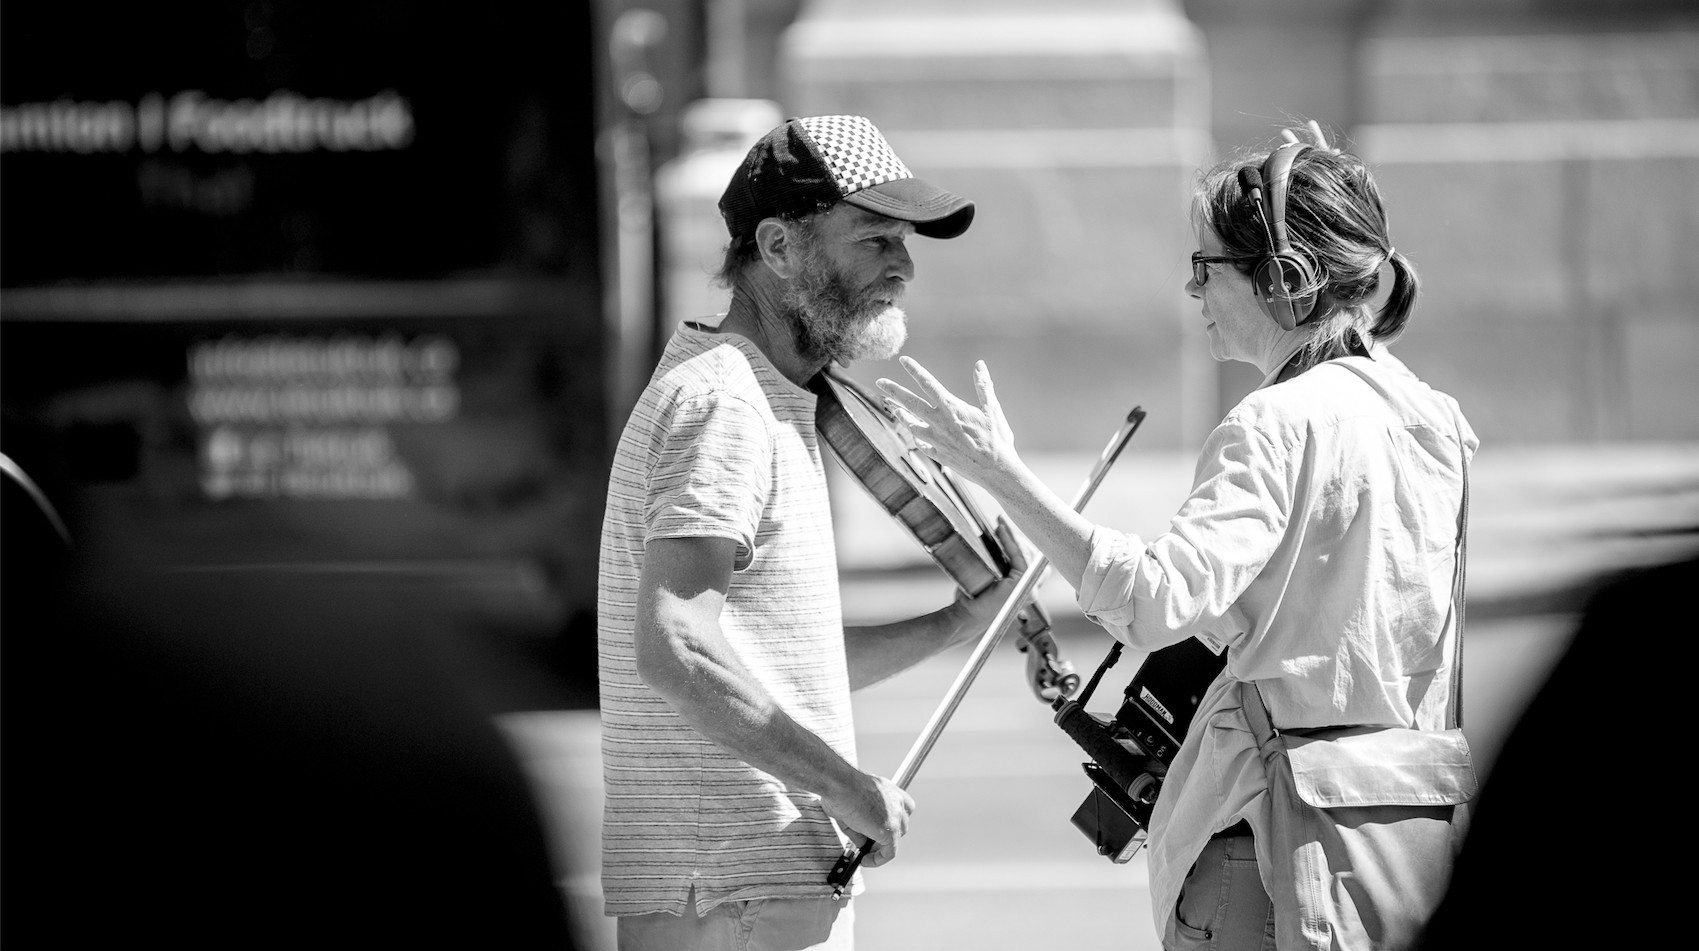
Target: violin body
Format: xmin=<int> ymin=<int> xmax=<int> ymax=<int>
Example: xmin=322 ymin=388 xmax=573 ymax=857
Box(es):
xmin=812 ymin=366 xmax=1078 ymax=701
xmin=811 ymin=367 xmax=1010 ymax=597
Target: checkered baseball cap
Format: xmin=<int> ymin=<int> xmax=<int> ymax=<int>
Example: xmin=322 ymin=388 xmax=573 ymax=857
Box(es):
xmin=719 ymin=115 xmax=974 ymax=240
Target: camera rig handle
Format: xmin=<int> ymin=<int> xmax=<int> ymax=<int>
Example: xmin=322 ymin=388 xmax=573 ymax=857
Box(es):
xmin=1055 ymin=635 xmax=1228 ymax=862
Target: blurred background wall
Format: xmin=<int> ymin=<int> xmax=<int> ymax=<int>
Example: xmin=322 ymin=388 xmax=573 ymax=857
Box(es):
xmin=664 ymin=0 xmax=1699 ymax=451
xmin=4 ymin=0 xmax=1697 ymax=697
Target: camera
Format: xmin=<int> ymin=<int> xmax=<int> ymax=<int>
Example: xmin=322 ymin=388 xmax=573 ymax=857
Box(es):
xmin=1052 ymin=637 xmax=1225 ymax=862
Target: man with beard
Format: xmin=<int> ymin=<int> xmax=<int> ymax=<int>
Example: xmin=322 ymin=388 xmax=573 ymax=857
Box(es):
xmin=596 ymin=115 xmax=1018 ymax=950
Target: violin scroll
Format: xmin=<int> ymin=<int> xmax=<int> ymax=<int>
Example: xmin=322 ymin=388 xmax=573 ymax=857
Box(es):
xmin=1015 ymin=600 xmax=1081 ymax=701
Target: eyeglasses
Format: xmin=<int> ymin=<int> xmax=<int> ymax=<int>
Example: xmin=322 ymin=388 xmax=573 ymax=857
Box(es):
xmin=1191 ymin=251 xmax=1260 ymax=286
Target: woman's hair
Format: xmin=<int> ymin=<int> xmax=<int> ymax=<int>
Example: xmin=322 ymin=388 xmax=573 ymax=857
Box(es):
xmin=1193 ymin=132 xmax=1418 ymax=369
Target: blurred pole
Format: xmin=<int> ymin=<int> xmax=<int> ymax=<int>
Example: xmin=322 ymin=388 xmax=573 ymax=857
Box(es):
xmin=603 ymin=8 xmax=666 ymax=434
xmin=653 ymin=99 xmax=783 ymax=330
xmin=656 ymin=3 xmax=780 ymax=339
xmin=706 ymin=0 xmax=747 ymax=98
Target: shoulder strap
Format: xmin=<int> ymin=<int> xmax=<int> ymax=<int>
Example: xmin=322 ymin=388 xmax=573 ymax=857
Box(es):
xmin=1447 ymin=449 xmax=1469 ymax=729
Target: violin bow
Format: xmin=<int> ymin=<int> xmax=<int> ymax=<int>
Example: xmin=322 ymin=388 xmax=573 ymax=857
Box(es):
xmin=829 ymin=405 xmax=1147 ymax=897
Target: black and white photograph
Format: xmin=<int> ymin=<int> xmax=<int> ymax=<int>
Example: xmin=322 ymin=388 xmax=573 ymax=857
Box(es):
xmin=4 ymin=2 xmax=1696 ymax=948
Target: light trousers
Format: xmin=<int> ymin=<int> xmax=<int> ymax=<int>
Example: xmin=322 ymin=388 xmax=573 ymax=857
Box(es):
xmin=617 ymin=893 xmax=854 ymax=951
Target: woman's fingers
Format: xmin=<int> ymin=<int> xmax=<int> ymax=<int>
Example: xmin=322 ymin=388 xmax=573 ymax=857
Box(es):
xmin=880 ymin=358 xmax=966 ymax=426
xmin=879 ymin=360 xmax=1006 ymax=467
xmin=876 ymin=370 xmax=937 ymax=428
xmin=876 ymin=378 xmax=926 ymax=419
xmin=974 ymin=360 xmax=1006 ymax=426
xmin=1281 ymin=120 xmax=1332 ymax=152
xmin=897 ymin=355 xmax=957 ymax=406
xmin=972 ymin=360 xmax=994 ymax=406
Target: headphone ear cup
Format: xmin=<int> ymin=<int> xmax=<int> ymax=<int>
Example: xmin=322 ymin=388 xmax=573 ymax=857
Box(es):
xmin=1252 ymin=256 xmax=1298 ymax=331
xmin=1253 ymin=252 xmax=1318 ymax=331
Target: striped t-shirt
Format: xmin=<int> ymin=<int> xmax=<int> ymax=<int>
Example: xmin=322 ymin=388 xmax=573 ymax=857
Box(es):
xmin=596 ymin=322 xmax=858 ymax=917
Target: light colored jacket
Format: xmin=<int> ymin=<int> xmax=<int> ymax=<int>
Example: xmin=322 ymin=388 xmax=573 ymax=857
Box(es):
xmin=1074 ymin=351 xmax=1476 ymax=934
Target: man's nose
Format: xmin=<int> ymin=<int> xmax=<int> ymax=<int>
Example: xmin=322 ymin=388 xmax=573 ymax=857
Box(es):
xmin=887 ymin=242 xmax=914 ymax=283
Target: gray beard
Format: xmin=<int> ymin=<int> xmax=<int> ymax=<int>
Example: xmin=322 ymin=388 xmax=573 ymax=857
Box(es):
xmin=814 ymin=305 xmax=908 ymax=363
xmin=784 ymin=254 xmax=908 ymax=365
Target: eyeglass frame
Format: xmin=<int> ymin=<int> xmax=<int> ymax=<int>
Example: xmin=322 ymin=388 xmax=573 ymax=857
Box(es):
xmin=1190 ymin=251 xmax=1261 ymax=286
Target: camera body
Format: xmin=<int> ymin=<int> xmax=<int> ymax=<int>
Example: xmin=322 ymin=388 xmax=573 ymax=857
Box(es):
xmin=1054 ymin=638 xmax=1226 ymax=862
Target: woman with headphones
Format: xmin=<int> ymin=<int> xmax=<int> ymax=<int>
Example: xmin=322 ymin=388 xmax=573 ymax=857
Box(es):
xmin=878 ymin=122 xmax=1477 ymax=951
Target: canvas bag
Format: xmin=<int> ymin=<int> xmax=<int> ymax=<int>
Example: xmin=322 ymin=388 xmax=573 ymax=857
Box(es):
xmin=1239 ymin=455 xmax=1477 ymax=950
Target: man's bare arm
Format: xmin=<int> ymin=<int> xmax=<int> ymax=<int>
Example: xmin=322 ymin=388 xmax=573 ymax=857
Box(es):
xmin=841 ymin=517 xmax=1034 ymax=690
xmin=634 ymin=535 xmax=912 ymax=864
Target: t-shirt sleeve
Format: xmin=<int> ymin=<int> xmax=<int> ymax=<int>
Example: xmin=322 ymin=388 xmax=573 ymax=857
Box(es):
xmin=645 ymin=391 xmax=771 ymax=571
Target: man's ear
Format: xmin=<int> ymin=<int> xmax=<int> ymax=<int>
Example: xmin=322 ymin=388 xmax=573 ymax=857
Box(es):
xmin=754 ymin=218 xmax=800 ymax=279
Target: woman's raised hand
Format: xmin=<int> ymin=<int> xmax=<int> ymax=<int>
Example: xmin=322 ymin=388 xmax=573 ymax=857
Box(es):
xmin=1282 ymin=118 xmax=1335 ymax=152
xmin=876 ymin=356 xmax=1018 ymax=490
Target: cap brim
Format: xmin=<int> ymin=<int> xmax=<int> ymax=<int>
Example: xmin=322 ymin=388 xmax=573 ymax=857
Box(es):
xmin=843 ymin=177 xmax=975 ymax=239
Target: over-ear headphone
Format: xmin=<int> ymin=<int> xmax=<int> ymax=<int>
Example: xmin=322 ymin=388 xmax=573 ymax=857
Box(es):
xmin=1238 ymin=142 xmax=1319 ymax=330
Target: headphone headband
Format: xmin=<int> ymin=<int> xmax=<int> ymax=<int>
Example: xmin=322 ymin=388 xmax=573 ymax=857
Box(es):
xmin=1259 ymin=142 xmax=1308 ymax=258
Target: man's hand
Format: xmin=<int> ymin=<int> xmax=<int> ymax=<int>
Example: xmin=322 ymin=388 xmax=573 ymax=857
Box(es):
xmin=951 ymin=516 xmax=1032 ymax=644
xmin=820 ymin=772 xmax=915 ymax=868
xmin=1018 ymin=625 xmax=1080 ymax=702
xmin=842 ymin=515 xmax=1032 ymax=690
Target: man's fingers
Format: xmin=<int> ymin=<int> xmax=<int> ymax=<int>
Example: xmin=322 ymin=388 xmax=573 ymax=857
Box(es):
xmin=839 ymin=826 xmax=899 ymax=868
xmin=863 ymin=839 xmax=897 ymax=868
xmin=994 ymin=516 xmax=1031 ymax=574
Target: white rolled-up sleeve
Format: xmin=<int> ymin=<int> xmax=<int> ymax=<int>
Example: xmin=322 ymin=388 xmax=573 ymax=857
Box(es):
xmin=1076 ymin=526 xmax=1145 ymax=643
xmin=1075 ymin=419 xmax=1291 ymax=654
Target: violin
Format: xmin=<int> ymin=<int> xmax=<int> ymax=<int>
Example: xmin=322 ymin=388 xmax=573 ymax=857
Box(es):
xmin=820 ymin=390 xmax=1149 ymax=897
xmin=810 ymin=365 xmax=1078 ymax=700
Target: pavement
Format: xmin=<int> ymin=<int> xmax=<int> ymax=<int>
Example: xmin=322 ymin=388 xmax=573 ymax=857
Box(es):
xmin=497 ymin=440 xmax=1699 ymax=951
